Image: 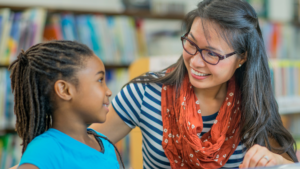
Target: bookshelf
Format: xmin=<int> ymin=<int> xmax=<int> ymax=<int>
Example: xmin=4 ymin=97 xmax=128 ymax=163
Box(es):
xmin=0 ymin=6 xmax=185 ymax=20
xmin=0 ymin=129 xmax=15 ymax=136
xmin=0 ymin=64 xmax=129 ymax=69
xmin=1 ymin=0 xmax=300 ymax=167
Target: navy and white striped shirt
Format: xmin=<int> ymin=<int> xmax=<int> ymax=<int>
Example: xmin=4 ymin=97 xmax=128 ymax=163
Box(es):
xmin=112 ymin=82 xmax=247 ymax=169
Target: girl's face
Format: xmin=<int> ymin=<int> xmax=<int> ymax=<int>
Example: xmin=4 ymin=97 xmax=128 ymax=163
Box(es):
xmin=71 ymin=55 xmax=112 ymax=123
xmin=183 ymin=17 xmax=245 ymax=90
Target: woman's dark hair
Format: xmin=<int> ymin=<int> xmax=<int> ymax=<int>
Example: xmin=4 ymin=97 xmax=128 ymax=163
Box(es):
xmin=9 ymin=40 xmax=125 ymax=168
xmin=127 ymin=0 xmax=298 ymax=162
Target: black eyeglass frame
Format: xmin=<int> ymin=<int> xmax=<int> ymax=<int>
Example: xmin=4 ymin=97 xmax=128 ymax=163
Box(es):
xmin=181 ymin=33 xmax=236 ymax=65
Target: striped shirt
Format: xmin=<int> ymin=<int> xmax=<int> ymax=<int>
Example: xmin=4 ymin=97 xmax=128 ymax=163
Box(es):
xmin=112 ymin=82 xmax=247 ymax=169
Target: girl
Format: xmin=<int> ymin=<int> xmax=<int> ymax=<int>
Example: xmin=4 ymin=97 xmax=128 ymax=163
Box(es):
xmin=9 ymin=40 xmax=124 ymax=169
xmin=90 ymin=0 xmax=298 ymax=168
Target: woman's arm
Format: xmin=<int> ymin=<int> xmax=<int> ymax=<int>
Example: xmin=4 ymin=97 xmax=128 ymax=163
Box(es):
xmin=89 ymin=105 xmax=132 ymax=144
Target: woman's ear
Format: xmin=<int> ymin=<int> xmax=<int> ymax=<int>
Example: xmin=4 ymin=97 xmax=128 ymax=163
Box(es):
xmin=237 ymin=52 xmax=248 ymax=68
xmin=54 ymin=80 xmax=75 ymax=101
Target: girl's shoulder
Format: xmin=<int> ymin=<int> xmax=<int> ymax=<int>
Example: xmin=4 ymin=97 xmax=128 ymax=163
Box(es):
xmin=26 ymin=129 xmax=59 ymax=148
xmin=19 ymin=130 xmax=60 ymax=168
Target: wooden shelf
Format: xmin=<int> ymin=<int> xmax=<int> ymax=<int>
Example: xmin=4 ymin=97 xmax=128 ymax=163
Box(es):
xmin=278 ymin=97 xmax=300 ymax=115
xmin=0 ymin=128 xmax=16 ymax=135
xmin=0 ymin=64 xmax=9 ymax=68
xmin=0 ymin=5 xmax=185 ymax=20
xmin=0 ymin=64 xmax=129 ymax=69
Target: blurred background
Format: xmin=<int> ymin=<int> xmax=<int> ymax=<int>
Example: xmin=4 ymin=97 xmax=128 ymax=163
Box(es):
xmin=0 ymin=0 xmax=300 ymax=168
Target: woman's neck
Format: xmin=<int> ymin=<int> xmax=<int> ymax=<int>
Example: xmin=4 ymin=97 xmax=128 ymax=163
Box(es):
xmin=193 ymin=82 xmax=227 ymax=116
xmin=193 ymin=82 xmax=227 ymax=101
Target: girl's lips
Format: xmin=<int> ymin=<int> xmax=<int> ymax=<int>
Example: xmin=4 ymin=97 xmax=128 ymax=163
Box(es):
xmin=103 ymin=104 xmax=109 ymax=112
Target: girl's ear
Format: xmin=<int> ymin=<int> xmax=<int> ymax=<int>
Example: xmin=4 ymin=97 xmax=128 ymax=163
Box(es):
xmin=54 ymin=80 xmax=75 ymax=101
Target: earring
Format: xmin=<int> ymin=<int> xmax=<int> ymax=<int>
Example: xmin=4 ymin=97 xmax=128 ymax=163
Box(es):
xmin=239 ymin=64 xmax=242 ymax=67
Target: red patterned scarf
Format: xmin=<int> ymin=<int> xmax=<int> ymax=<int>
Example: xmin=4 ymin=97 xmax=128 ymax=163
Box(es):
xmin=161 ymin=71 xmax=241 ymax=168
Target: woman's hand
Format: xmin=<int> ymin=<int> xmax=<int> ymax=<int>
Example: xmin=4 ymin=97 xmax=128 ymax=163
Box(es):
xmin=239 ymin=144 xmax=293 ymax=168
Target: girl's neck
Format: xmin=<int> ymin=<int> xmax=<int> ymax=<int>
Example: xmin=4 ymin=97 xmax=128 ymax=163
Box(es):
xmin=52 ymin=109 xmax=91 ymax=143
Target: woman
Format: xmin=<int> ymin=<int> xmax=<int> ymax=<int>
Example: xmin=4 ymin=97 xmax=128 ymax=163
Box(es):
xmin=93 ymin=0 xmax=298 ymax=168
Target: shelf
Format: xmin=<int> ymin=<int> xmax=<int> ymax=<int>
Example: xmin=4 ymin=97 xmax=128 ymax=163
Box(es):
xmin=0 ymin=128 xmax=16 ymax=135
xmin=105 ymin=64 xmax=130 ymax=69
xmin=278 ymin=97 xmax=300 ymax=115
xmin=0 ymin=64 xmax=129 ymax=69
xmin=0 ymin=64 xmax=9 ymax=68
xmin=0 ymin=5 xmax=185 ymax=20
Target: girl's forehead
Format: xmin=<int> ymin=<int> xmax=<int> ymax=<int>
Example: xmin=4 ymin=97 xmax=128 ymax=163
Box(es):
xmin=78 ymin=55 xmax=105 ymax=76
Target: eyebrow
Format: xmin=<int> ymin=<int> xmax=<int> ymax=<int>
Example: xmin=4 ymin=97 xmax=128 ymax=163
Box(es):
xmin=96 ymin=71 xmax=105 ymax=76
xmin=189 ymin=32 xmax=222 ymax=53
xmin=204 ymin=46 xmax=222 ymax=53
xmin=189 ymin=32 xmax=197 ymax=42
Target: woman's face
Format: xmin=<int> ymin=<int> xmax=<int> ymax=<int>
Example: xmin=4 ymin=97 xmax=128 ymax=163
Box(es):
xmin=183 ymin=17 xmax=245 ymax=90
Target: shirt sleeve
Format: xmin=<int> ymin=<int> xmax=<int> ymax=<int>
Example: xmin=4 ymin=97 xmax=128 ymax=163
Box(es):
xmin=19 ymin=136 xmax=59 ymax=169
xmin=111 ymin=83 xmax=145 ymax=128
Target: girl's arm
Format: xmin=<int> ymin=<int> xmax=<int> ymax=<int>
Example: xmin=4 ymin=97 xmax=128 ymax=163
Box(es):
xmin=89 ymin=105 xmax=132 ymax=144
xmin=17 ymin=164 xmax=38 ymax=169
xmin=9 ymin=165 xmax=18 ymax=169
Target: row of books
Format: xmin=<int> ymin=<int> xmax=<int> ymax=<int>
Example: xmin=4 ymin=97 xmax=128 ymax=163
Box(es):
xmin=0 ymin=69 xmax=14 ymax=131
xmin=246 ymin=0 xmax=295 ymax=22
xmin=260 ymin=21 xmax=300 ymax=59
xmin=269 ymin=60 xmax=300 ymax=97
xmin=0 ymin=134 xmax=22 ymax=169
xmin=0 ymin=8 xmax=146 ymax=65
xmin=0 ymin=8 xmax=46 ymax=65
xmin=3 ymin=7 xmax=299 ymax=66
xmin=43 ymin=13 xmax=140 ymax=65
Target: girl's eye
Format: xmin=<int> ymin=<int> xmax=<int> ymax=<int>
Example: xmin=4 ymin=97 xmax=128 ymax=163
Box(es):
xmin=98 ymin=78 xmax=103 ymax=83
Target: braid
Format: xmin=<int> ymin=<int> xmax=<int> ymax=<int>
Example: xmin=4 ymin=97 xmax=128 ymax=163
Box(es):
xmin=9 ymin=40 xmax=93 ymax=153
xmin=99 ymin=136 xmax=125 ymax=169
xmin=88 ymin=131 xmax=126 ymax=169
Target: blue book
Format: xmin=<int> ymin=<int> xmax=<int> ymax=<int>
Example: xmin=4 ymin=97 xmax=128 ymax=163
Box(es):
xmin=87 ymin=15 xmax=103 ymax=60
xmin=0 ymin=16 xmax=3 ymax=39
xmin=61 ymin=13 xmax=77 ymax=41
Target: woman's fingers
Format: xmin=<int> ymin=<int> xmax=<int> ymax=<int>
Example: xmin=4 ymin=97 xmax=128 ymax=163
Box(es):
xmin=240 ymin=144 xmax=280 ymax=168
xmin=240 ymin=144 xmax=259 ymax=168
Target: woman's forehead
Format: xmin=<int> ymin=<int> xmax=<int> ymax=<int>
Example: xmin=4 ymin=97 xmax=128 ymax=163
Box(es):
xmin=190 ymin=18 xmax=233 ymax=53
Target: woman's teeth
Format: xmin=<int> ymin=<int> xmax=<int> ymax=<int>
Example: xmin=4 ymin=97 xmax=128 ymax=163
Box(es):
xmin=191 ymin=69 xmax=209 ymax=76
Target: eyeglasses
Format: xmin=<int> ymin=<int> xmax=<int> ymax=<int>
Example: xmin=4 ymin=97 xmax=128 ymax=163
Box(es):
xmin=181 ymin=33 xmax=236 ymax=65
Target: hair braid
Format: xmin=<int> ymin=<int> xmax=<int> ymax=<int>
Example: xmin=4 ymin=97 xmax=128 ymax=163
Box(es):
xmin=9 ymin=40 xmax=94 ymax=153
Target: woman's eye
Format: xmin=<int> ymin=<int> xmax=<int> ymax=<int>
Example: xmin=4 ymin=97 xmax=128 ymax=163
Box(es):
xmin=208 ymin=52 xmax=217 ymax=57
